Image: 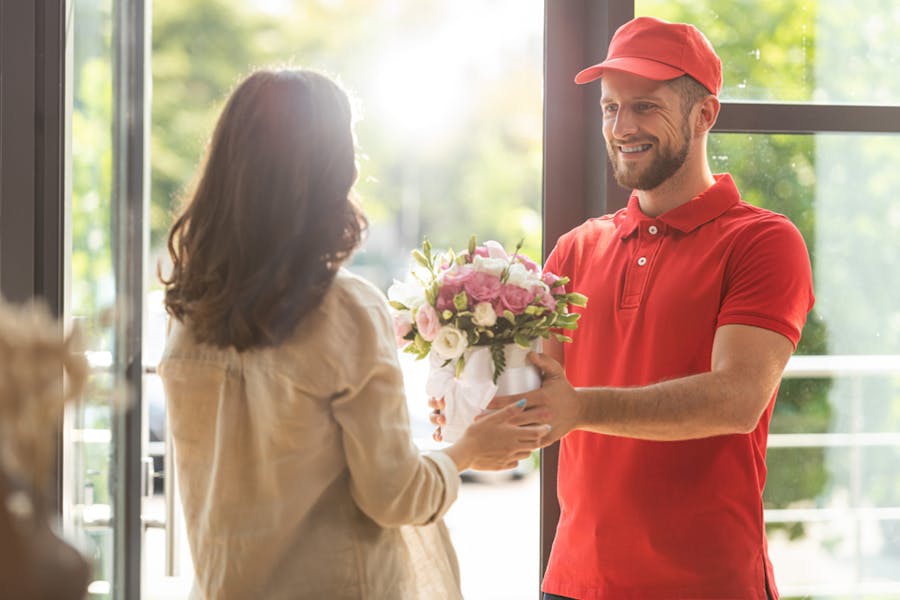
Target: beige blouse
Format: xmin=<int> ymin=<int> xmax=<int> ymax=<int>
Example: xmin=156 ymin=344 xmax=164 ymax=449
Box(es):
xmin=158 ymin=269 xmax=463 ymax=599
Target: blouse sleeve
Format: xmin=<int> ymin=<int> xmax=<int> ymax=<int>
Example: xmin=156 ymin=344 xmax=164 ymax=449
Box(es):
xmin=329 ymin=281 xmax=460 ymax=528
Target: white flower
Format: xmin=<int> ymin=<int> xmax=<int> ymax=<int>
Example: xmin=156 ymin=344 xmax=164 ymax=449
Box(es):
xmin=472 ymin=255 xmax=508 ymax=278
xmin=432 ymin=325 xmax=468 ymax=360
xmin=505 ymin=263 xmax=539 ymax=289
xmin=471 ymin=302 xmax=497 ymax=327
xmin=483 ymin=240 xmax=509 ymax=260
xmin=387 ymin=279 xmax=426 ymax=310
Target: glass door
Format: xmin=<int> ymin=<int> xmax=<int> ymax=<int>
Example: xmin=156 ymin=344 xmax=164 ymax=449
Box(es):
xmin=63 ymin=0 xmax=152 ymax=598
xmin=65 ymin=1 xmax=545 ymax=598
xmin=146 ymin=1 xmax=544 ymax=598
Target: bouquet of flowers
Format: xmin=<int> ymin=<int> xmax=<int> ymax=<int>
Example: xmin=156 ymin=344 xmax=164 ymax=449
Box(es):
xmin=388 ymin=237 xmax=587 ymax=442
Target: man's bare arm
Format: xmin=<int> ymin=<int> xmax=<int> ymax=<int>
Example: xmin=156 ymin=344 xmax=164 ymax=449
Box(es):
xmin=494 ymin=324 xmax=794 ymax=443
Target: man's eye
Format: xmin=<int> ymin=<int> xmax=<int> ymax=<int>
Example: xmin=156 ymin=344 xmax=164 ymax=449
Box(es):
xmin=603 ymin=104 xmax=618 ymax=114
xmin=635 ymin=103 xmax=654 ymax=112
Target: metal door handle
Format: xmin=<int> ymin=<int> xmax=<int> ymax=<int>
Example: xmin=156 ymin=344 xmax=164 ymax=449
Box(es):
xmin=163 ymin=422 xmax=179 ymax=576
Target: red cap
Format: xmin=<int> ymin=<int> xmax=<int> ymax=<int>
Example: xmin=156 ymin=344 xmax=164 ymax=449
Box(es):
xmin=575 ymin=16 xmax=722 ymax=95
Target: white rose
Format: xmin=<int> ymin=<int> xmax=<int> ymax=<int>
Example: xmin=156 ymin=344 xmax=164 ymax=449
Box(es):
xmin=505 ymin=263 xmax=538 ymax=289
xmin=387 ymin=279 xmax=426 ymax=310
xmin=471 ymin=302 xmax=497 ymax=327
xmin=432 ymin=325 xmax=469 ymax=360
xmin=483 ymin=240 xmax=509 ymax=260
xmin=472 ymin=255 xmax=508 ymax=278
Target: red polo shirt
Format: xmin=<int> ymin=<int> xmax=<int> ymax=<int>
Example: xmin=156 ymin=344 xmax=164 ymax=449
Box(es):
xmin=541 ymin=174 xmax=814 ymax=599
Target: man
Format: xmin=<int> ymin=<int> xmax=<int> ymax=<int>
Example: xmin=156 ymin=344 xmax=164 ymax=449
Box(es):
xmin=436 ymin=15 xmax=814 ymax=599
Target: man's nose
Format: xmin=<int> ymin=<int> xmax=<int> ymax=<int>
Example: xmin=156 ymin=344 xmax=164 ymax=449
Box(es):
xmin=611 ymin=108 xmax=638 ymax=139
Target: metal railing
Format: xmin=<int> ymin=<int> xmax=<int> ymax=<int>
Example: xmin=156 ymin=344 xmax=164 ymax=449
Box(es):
xmin=770 ymin=354 xmax=900 ymax=598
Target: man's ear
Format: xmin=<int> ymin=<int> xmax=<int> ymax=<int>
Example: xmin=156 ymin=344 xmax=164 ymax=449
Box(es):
xmin=695 ymin=95 xmax=720 ymax=135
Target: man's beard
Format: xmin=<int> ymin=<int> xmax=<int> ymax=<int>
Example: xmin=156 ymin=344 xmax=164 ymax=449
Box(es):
xmin=608 ymin=123 xmax=691 ymax=191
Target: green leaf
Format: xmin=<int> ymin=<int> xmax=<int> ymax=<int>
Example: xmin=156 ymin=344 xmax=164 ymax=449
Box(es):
xmin=455 ymin=355 xmax=466 ymax=378
xmin=490 ymin=343 xmax=506 ymax=384
xmin=412 ymin=249 xmax=429 ymax=269
xmin=414 ymin=333 xmax=430 ymax=355
xmin=389 ymin=300 xmax=408 ymax=311
xmin=553 ymin=333 xmax=573 ymax=343
xmin=567 ymin=292 xmax=588 ymax=307
xmin=514 ymin=332 xmax=532 ymax=347
xmin=468 ymin=234 xmax=477 ymax=258
xmin=453 ymin=291 xmax=469 ymax=311
xmin=503 ymin=310 xmax=516 ymax=324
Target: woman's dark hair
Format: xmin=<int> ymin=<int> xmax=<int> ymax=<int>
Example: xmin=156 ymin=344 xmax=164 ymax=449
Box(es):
xmin=161 ymin=69 xmax=367 ymax=351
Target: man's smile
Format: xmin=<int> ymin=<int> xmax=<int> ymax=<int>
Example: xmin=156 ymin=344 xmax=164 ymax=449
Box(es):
xmin=618 ymin=143 xmax=652 ymax=154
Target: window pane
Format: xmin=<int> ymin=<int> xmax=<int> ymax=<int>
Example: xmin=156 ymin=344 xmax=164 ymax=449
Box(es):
xmin=709 ymin=133 xmax=900 ymax=356
xmin=712 ymin=131 xmax=900 ymax=597
xmin=636 ymin=1 xmax=900 ymax=105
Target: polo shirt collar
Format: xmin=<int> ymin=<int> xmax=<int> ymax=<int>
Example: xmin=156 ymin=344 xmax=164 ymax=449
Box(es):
xmin=617 ymin=174 xmax=741 ymax=239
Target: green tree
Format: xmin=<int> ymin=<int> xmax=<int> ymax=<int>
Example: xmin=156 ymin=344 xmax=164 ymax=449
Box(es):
xmin=150 ymin=0 xmax=544 ymax=291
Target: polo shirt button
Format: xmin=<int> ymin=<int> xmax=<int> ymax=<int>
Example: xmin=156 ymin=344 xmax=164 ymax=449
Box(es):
xmin=637 ymin=256 xmax=648 ymax=266
xmin=648 ymin=225 xmax=659 ymax=235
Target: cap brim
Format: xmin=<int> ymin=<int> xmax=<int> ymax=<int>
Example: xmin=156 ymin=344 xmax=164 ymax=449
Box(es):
xmin=574 ymin=57 xmax=685 ymax=85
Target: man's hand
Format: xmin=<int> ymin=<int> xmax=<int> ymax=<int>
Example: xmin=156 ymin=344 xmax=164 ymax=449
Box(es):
xmin=487 ymin=351 xmax=582 ymax=446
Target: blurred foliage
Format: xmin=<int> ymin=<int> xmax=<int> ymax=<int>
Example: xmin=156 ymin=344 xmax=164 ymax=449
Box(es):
xmin=148 ymin=0 xmax=544 ymax=290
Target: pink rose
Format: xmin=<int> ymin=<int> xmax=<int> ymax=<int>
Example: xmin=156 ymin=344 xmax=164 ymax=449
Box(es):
xmin=516 ymin=255 xmax=540 ymax=273
xmin=463 ymin=271 xmax=502 ymax=302
xmin=436 ymin=283 xmax=462 ymax=311
xmin=472 ymin=247 xmax=490 ymax=259
xmin=393 ymin=313 xmax=413 ymax=347
xmin=415 ymin=303 xmax=442 ymax=342
xmin=441 ymin=265 xmax=475 ymax=286
xmin=497 ymin=284 xmax=534 ymax=315
xmin=437 ymin=266 xmax=474 ymax=311
xmin=542 ymin=272 xmax=566 ymax=295
xmin=536 ymin=288 xmax=557 ymax=311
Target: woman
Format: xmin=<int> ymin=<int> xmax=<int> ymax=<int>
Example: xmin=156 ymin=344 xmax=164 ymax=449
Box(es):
xmin=158 ymin=68 xmax=544 ymax=599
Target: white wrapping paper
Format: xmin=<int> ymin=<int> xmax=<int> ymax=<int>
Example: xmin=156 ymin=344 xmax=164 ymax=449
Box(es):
xmin=425 ymin=339 xmax=542 ymax=443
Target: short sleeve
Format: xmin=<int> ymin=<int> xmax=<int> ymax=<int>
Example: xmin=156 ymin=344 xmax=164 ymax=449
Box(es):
xmin=543 ymin=230 xmax=578 ymax=292
xmin=717 ymin=216 xmax=815 ymax=348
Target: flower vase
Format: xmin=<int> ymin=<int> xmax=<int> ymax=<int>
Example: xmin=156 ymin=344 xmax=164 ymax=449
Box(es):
xmin=425 ymin=339 xmax=542 ymax=443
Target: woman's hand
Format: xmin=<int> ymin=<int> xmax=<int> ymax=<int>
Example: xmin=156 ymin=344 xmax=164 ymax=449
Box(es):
xmin=486 ymin=352 xmax=582 ymax=447
xmin=428 ymin=397 xmax=447 ymax=442
xmin=441 ymin=399 xmax=549 ymax=472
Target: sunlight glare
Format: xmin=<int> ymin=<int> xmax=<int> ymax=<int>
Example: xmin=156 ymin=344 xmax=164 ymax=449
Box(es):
xmin=369 ymin=0 xmax=541 ymax=147
xmin=371 ymin=38 xmax=468 ymax=145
